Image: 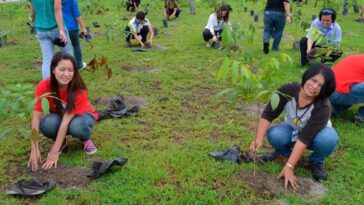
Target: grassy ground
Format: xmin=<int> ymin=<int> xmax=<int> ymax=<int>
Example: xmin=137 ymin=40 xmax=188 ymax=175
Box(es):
xmin=0 ymin=0 xmax=364 ymax=204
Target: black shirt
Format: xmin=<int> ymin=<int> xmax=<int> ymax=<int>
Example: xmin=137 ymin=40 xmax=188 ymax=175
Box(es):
xmin=261 ymin=83 xmax=332 ymax=146
xmin=265 ymin=0 xmax=289 ymax=12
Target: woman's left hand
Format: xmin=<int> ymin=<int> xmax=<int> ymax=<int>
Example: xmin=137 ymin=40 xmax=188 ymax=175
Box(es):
xmin=42 ymin=151 xmax=59 ymax=170
xmin=278 ymin=166 xmax=299 ymax=189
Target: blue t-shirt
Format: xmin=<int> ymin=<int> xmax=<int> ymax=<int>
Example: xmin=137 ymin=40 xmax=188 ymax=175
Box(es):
xmin=62 ymin=0 xmax=81 ymax=31
xmin=29 ymin=0 xmax=57 ymax=31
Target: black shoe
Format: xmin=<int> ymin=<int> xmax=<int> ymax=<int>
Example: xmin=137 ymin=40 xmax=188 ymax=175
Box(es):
xmin=263 ymin=42 xmax=269 ymax=54
xmin=257 ymin=152 xmax=279 ymax=162
xmin=309 ymin=162 xmax=328 ymax=181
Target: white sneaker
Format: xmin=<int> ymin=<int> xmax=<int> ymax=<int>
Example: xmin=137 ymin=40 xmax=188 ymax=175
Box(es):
xmin=80 ymin=62 xmax=87 ymax=70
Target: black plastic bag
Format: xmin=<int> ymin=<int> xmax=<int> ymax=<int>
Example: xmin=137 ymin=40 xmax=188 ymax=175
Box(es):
xmin=6 ymin=179 xmax=55 ymax=196
xmin=209 ymin=145 xmax=264 ymax=164
xmin=98 ymin=95 xmax=140 ymax=121
xmin=89 ymin=158 xmax=128 ymax=179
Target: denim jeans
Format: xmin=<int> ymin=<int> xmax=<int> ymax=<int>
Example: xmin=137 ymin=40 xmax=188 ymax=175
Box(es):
xmin=342 ymin=0 xmax=359 ymax=15
xmin=189 ymin=0 xmax=195 ymax=14
xmin=69 ymin=30 xmax=83 ymax=69
xmin=36 ymin=27 xmax=73 ymax=79
xmin=40 ymin=113 xmax=95 ymax=142
xmin=267 ymin=123 xmax=339 ymax=163
xmin=329 ymin=82 xmax=364 ymax=117
xmin=263 ymin=10 xmax=286 ymax=51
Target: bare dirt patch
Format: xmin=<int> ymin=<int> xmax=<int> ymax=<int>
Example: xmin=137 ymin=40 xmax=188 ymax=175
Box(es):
xmin=121 ymin=63 xmax=159 ymax=73
xmin=30 ymin=166 xmax=93 ymax=189
xmin=237 ymin=170 xmax=326 ymax=203
xmin=93 ymin=95 xmax=148 ymax=108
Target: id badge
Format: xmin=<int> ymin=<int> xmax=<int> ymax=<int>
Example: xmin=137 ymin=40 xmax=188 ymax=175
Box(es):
xmin=291 ymin=130 xmax=299 ymax=142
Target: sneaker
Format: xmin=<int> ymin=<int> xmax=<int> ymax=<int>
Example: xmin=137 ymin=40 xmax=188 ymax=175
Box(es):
xmin=309 ymin=162 xmax=328 ymax=181
xmin=83 ymin=139 xmax=97 ymax=155
xmin=79 ymin=62 xmax=87 ymax=70
xmin=263 ymin=42 xmax=269 ymax=54
xmin=353 ymin=114 xmax=364 ymax=124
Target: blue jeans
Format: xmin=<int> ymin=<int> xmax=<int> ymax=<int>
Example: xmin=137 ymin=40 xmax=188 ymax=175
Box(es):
xmin=267 ymin=123 xmax=339 ymax=163
xmin=40 ymin=113 xmax=95 ymax=142
xmin=36 ymin=27 xmax=73 ymax=79
xmin=329 ymin=83 xmax=364 ymax=117
xmin=263 ymin=10 xmax=286 ymax=51
xmin=69 ymin=30 xmax=83 ymax=69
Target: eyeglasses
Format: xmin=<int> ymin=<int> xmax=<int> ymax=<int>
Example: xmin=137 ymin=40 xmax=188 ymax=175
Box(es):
xmin=321 ymin=9 xmax=334 ymax=14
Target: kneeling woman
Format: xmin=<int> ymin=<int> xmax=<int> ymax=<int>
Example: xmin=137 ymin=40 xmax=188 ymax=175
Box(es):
xmin=203 ymin=4 xmax=231 ymax=48
xmin=249 ymin=64 xmax=338 ymax=188
xmin=28 ymin=52 xmax=98 ymax=172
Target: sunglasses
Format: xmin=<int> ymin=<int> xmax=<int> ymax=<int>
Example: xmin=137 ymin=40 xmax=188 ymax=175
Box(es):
xmin=321 ymin=9 xmax=334 ymax=14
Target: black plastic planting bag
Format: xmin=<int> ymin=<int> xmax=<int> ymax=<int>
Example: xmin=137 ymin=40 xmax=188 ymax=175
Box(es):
xmin=6 ymin=179 xmax=55 ymax=196
xmin=89 ymin=158 xmax=128 ymax=179
xmin=209 ymin=145 xmax=264 ymax=164
xmin=98 ymin=95 xmax=140 ymax=121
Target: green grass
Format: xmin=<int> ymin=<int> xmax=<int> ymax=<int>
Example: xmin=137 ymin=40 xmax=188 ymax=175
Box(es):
xmin=0 ymin=0 xmax=364 ymax=204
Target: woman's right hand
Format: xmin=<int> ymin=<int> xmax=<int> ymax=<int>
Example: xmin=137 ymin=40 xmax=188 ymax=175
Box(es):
xmin=28 ymin=148 xmax=42 ymax=172
xmin=212 ymin=35 xmax=217 ymax=42
xmin=249 ymin=140 xmax=262 ymax=154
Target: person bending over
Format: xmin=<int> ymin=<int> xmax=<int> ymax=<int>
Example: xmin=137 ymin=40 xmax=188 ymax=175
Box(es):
xmin=300 ymin=8 xmax=342 ymax=66
xmin=28 ymin=52 xmax=98 ymax=172
xmin=250 ymin=64 xmax=338 ymax=188
xmin=125 ymin=12 xmax=154 ymax=48
xmin=202 ymin=4 xmax=231 ymax=48
xmin=329 ymin=54 xmax=364 ymax=123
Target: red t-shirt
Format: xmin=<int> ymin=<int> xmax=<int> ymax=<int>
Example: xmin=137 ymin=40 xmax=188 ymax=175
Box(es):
xmin=33 ymin=78 xmax=99 ymax=120
xmin=333 ymin=54 xmax=364 ymax=94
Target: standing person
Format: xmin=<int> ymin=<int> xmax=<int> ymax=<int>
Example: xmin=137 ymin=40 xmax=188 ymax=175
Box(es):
xmin=125 ymin=12 xmax=154 ymax=48
xmin=28 ymin=52 xmax=98 ymax=172
xmin=62 ymin=0 xmax=89 ymax=70
xmin=189 ymin=0 xmax=196 ymax=15
xmin=299 ymin=8 xmax=342 ymax=66
xmin=249 ymin=64 xmax=338 ymax=186
xmin=28 ymin=0 xmax=73 ymax=79
xmin=342 ymin=0 xmax=359 ymax=15
xmin=163 ymin=0 xmax=181 ymax=20
xmin=263 ymin=0 xmax=291 ymax=54
xmin=126 ymin=0 xmax=141 ymax=12
xmin=202 ymin=4 xmax=231 ymax=48
xmin=329 ymin=54 xmax=364 ymax=123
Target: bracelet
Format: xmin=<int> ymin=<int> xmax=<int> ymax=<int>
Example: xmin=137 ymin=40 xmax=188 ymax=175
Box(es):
xmin=286 ymin=162 xmax=294 ymax=170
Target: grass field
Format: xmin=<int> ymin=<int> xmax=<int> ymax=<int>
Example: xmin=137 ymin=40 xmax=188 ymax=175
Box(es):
xmin=0 ymin=0 xmax=364 ymax=204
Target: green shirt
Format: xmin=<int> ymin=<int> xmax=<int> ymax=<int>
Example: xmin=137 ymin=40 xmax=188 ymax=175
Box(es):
xmin=29 ymin=0 xmax=57 ymax=31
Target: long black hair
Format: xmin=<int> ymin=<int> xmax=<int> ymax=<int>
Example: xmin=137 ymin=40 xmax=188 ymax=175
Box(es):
xmin=301 ymin=63 xmax=336 ymax=100
xmin=50 ymin=52 xmax=87 ymax=114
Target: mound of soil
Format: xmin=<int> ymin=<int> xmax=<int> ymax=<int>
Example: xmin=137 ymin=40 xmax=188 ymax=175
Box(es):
xmin=237 ymin=170 xmax=326 ymax=203
xmin=30 ymin=166 xmax=93 ymax=189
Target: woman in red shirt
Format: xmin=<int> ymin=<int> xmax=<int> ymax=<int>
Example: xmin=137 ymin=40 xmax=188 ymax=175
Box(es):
xmin=28 ymin=52 xmax=98 ymax=172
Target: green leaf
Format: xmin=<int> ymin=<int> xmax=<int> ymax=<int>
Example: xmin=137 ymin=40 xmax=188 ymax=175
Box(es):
xmin=41 ymin=97 xmax=49 ymax=115
xmin=216 ymin=58 xmax=230 ymax=81
xmin=270 ymin=92 xmax=280 ymax=111
xmin=231 ymin=61 xmax=240 ymax=85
